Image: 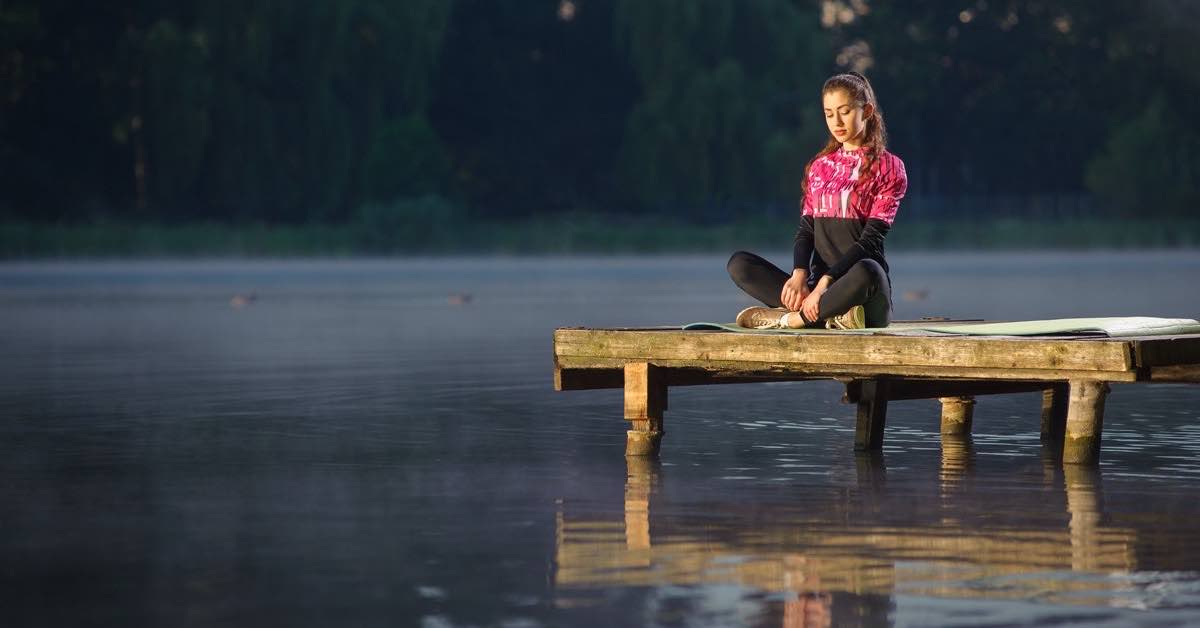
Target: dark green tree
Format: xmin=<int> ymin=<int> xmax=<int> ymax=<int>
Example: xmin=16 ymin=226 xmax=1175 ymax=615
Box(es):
xmin=613 ymin=0 xmax=828 ymax=220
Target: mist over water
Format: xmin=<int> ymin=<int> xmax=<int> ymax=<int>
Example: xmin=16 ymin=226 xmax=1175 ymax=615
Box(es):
xmin=3 ymin=252 xmax=1200 ymax=627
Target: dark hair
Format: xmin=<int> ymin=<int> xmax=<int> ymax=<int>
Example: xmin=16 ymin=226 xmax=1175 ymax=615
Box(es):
xmin=801 ymin=71 xmax=889 ymax=197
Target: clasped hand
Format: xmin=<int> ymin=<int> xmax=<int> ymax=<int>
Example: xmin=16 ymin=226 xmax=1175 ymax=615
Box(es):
xmin=780 ymin=273 xmax=824 ymax=324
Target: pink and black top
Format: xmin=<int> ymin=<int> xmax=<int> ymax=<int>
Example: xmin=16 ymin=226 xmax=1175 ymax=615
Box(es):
xmin=794 ymin=145 xmax=908 ymax=281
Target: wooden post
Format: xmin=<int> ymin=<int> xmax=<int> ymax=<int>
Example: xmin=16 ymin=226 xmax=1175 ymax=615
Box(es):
xmin=938 ymin=396 xmax=975 ymax=435
xmin=1062 ymin=380 xmax=1110 ymax=465
xmin=854 ymin=378 xmax=889 ymax=451
xmin=1040 ymin=383 xmax=1069 ymax=444
xmin=625 ymin=362 xmax=667 ymax=456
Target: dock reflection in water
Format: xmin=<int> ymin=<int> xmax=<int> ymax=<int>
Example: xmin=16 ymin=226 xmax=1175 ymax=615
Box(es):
xmin=554 ymin=435 xmax=1197 ymax=625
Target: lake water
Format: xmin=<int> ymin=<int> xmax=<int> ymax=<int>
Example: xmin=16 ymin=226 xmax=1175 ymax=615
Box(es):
xmin=3 ymin=252 xmax=1200 ymax=627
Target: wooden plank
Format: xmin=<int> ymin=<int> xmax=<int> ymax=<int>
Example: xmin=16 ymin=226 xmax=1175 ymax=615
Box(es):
xmin=556 ymin=367 xmax=623 ymax=391
xmin=854 ymin=379 xmax=889 ymax=451
xmin=1149 ymin=365 xmax=1200 ymax=383
xmin=555 ymin=365 xmax=819 ymax=391
xmin=555 ymin=355 xmax=1140 ymax=383
xmin=844 ymin=379 xmax=1051 ymax=402
xmin=554 ymin=328 xmax=1135 ymax=373
xmin=1130 ymin=335 xmax=1200 ymax=367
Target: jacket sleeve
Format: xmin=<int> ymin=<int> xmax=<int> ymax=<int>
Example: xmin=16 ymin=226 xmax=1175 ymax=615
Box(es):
xmin=792 ymin=214 xmax=815 ymax=272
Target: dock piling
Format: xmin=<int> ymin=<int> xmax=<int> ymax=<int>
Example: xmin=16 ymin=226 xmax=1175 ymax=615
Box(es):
xmin=1040 ymin=383 xmax=1069 ymax=443
xmin=938 ymin=396 xmax=976 ymax=435
xmin=624 ymin=362 xmax=667 ymax=456
xmin=854 ymin=378 xmax=890 ymax=451
xmin=1062 ymin=380 xmax=1110 ymax=465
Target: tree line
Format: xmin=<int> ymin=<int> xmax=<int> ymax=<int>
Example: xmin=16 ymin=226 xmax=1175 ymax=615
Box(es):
xmin=2 ymin=0 xmax=1198 ymax=226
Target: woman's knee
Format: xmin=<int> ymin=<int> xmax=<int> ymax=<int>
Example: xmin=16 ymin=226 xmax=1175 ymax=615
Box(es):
xmin=847 ymin=259 xmax=887 ymax=284
xmin=727 ymin=250 xmax=756 ymax=280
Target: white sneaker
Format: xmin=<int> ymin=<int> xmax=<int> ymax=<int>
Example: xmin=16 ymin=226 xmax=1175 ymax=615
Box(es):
xmin=736 ymin=306 xmax=804 ymax=329
xmin=825 ymin=305 xmax=866 ymax=330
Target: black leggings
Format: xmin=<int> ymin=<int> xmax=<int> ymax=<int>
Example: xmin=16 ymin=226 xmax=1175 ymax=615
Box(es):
xmin=726 ymin=251 xmax=892 ymax=327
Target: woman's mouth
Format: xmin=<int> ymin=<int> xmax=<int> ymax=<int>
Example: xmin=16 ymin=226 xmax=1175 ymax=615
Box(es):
xmin=834 ymin=129 xmax=847 ymax=136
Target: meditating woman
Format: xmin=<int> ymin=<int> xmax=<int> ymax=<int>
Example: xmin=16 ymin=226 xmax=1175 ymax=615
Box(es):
xmin=728 ymin=71 xmax=907 ymax=330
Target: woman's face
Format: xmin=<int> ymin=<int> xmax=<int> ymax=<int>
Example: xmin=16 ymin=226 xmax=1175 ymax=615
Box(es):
xmin=823 ymin=89 xmax=871 ymax=149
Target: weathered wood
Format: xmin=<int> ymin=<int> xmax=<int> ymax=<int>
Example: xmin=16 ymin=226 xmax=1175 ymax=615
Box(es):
xmin=624 ymin=363 xmax=666 ymax=456
xmin=1040 ymin=383 xmax=1069 ymax=443
xmin=556 ymin=354 xmax=1140 ymax=383
xmin=1131 ymin=335 xmax=1200 ymax=367
xmin=1149 ymin=365 xmax=1200 ymax=383
xmin=555 ymin=328 xmax=1135 ymax=372
xmin=554 ymin=327 xmax=1200 ymax=462
xmin=845 ymin=379 xmax=1049 ymax=402
xmin=555 ymin=366 xmax=623 ymax=391
xmin=854 ymin=379 xmax=889 ymax=451
xmin=1062 ymin=380 xmax=1110 ymax=465
xmin=939 ymin=396 xmax=975 ymax=435
xmin=556 ymin=365 xmax=817 ymax=391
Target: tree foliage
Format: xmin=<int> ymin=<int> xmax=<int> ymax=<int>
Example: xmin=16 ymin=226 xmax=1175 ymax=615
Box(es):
xmin=613 ymin=0 xmax=827 ymax=219
xmin=1 ymin=1 xmax=1197 ymax=224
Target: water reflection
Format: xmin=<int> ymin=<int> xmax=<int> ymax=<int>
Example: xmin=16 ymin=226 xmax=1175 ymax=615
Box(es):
xmin=554 ymin=434 xmax=1196 ymax=623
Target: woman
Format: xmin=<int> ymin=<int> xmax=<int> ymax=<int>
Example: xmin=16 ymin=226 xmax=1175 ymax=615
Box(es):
xmin=728 ymin=71 xmax=907 ymax=330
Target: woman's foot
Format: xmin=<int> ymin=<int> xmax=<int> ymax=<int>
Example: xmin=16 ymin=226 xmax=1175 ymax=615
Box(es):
xmin=735 ymin=306 xmax=806 ymax=329
xmin=825 ymin=304 xmax=866 ymax=330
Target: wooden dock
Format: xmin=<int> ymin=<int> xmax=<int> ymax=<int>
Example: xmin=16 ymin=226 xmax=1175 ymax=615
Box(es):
xmin=552 ymin=324 xmax=1200 ymax=464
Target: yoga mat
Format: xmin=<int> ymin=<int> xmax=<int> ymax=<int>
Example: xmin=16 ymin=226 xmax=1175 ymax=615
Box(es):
xmin=682 ymin=317 xmax=1200 ymax=337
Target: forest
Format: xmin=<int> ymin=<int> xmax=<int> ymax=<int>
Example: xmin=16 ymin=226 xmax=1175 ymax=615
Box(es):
xmin=2 ymin=1 xmax=1199 ymax=254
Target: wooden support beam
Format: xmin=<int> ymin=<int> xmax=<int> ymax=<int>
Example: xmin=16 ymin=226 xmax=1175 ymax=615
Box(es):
xmin=625 ymin=362 xmax=667 ymax=457
xmin=854 ymin=378 xmax=890 ymax=451
xmin=1062 ymin=380 xmax=1110 ymax=465
xmin=1040 ymin=383 xmax=1069 ymax=444
xmin=556 ymin=365 xmax=818 ymax=391
xmin=843 ymin=379 xmax=1047 ymax=403
xmin=1149 ymin=365 xmax=1200 ymax=383
xmin=557 ymin=354 xmax=1140 ymax=383
xmin=939 ymin=396 xmax=975 ymax=435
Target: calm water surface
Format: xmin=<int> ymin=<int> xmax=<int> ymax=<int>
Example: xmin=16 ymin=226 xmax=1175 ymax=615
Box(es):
xmin=3 ymin=252 xmax=1200 ymax=627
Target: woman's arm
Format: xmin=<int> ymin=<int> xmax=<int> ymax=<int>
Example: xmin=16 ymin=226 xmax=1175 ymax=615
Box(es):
xmin=792 ymin=214 xmax=815 ymax=272
xmin=782 ymin=209 xmax=817 ymax=311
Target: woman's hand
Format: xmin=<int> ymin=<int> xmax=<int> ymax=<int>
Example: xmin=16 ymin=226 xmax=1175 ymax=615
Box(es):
xmin=780 ymin=271 xmax=810 ymax=311
xmin=801 ymin=275 xmax=833 ymax=322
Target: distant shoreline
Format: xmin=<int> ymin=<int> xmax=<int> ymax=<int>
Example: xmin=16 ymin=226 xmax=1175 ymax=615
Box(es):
xmin=3 ymin=216 xmax=1198 ymax=258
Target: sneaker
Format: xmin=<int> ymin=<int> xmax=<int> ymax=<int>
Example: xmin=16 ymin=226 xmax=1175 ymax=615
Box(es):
xmin=825 ymin=304 xmax=866 ymax=330
xmin=736 ymin=306 xmax=804 ymax=329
